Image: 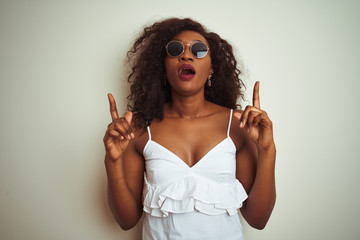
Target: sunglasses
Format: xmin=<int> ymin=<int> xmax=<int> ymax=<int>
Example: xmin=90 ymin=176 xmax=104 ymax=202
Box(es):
xmin=166 ymin=40 xmax=209 ymax=59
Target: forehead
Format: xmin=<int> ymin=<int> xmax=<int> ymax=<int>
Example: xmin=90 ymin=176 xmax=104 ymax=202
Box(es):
xmin=171 ymin=30 xmax=208 ymax=44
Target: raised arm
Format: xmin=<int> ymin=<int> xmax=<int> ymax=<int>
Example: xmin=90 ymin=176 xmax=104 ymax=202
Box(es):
xmin=234 ymin=82 xmax=276 ymax=229
xmin=103 ymin=93 xmax=144 ymax=230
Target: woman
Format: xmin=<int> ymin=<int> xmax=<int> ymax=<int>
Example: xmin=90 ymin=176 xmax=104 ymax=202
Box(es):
xmin=103 ymin=18 xmax=276 ymax=240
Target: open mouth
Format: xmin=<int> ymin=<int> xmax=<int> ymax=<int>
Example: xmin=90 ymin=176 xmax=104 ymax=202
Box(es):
xmin=178 ymin=64 xmax=196 ymax=80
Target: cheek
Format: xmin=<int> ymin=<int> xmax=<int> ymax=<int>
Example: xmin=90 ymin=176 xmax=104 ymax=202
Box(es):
xmin=165 ymin=58 xmax=178 ymax=77
xmin=199 ymin=59 xmax=212 ymax=76
xmin=164 ymin=57 xmax=172 ymax=71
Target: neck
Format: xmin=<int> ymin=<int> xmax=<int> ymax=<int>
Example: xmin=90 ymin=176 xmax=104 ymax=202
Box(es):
xmin=165 ymin=94 xmax=210 ymax=119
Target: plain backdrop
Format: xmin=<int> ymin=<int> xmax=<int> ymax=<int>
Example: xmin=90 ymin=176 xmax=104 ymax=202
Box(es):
xmin=1 ymin=0 xmax=359 ymax=239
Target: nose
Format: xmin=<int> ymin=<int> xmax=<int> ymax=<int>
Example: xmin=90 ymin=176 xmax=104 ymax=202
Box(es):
xmin=180 ymin=44 xmax=193 ymax=61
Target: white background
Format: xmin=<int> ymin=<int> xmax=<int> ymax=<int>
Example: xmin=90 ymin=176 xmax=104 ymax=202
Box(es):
xmin=1 ymin=0 xmax=359 ymax=239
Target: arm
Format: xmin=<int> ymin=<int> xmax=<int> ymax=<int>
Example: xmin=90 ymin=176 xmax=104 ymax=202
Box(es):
xmin=234 ymin=81 xmax=276 ymax=229
xmin=103 ymin=94 xmax=144 ymax=230
xmin=236 ymin=135 xmax=276 ymax=230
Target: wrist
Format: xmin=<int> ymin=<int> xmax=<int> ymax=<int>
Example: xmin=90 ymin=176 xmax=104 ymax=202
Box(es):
xmin=257 ymin=141 xmax=276 ymax=154
xmin=104 ymin=151 xmax=123 ymax=162
xmin=104 ymin=155 xmax=125 ymax=180
xmin=257 ymin=143 xmax=276 ymax=163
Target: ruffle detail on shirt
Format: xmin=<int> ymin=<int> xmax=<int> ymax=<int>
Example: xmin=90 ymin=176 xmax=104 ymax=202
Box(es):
xmin=143 ymin=175 xmax=248 ymax=217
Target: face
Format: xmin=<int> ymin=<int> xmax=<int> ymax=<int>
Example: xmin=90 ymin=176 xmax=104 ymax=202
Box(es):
xmin=164 ymin=30 xmax=213 ymax=97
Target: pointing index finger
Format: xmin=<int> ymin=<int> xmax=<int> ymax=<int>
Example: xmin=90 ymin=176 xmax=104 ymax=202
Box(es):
xmin=252 ymin=81 xmax=260 ymax=108
xmin=107 ymin=93 xmax=119 ymax=121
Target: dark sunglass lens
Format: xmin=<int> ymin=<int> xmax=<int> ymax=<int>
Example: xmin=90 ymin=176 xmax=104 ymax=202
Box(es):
xmin=191 ymin=42 xmax=208 ymax=58
xmin=167 ymin=42 xmax=183 ymax=57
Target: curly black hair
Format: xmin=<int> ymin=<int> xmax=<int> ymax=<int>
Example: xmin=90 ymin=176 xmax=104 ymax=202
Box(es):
xmin=126 ymin=18 xmax=245 ymax=129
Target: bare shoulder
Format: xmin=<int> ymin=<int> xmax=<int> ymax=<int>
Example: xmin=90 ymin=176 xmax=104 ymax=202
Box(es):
xmin=205 ymin=102 xmax=232 ymax=118
xmin=233 ymin=109 xmax=244 ymax=114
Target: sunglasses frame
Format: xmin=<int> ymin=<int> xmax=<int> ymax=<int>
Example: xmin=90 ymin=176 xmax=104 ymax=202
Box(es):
xmin=165 ymin=40 xmax=209 ymax=59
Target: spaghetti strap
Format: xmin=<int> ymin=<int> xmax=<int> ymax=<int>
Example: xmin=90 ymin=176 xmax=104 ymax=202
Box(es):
xmin=227 ymin=109 xmax=233 ymax=137
xmin=147 ymin=126 xmax=152 ymax=140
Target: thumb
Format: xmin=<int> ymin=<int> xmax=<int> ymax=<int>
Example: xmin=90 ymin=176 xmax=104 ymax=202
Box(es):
xmin=124 ymin=111 xmax=133 ymax=124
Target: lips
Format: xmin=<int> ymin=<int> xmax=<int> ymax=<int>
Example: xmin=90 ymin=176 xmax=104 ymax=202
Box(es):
xmin=178 ymin=64 xmax=196 ymax=80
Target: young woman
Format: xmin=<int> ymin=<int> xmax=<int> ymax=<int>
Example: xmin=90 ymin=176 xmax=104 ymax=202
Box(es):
xmin=103 ymin=18 xmax=276 ymax=240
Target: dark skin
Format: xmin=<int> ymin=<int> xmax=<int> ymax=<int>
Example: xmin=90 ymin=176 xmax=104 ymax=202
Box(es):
xmin=104 ymin=31 xmax=276 ymax=231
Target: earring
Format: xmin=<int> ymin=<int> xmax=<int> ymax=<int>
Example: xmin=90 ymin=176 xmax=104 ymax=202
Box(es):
xmin=207 ymin=74 xmax=212 ymax=87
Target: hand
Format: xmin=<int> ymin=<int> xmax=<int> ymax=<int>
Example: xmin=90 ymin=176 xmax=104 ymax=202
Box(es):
xmin=234 ymin=81 xmax=274 ymax=150
xmin=103 ymin=93 xmax=134 ymax=161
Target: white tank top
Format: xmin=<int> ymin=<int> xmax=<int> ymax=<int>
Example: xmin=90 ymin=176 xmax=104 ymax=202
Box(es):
xmin=142 ymin=109 xmax=248 ymax=240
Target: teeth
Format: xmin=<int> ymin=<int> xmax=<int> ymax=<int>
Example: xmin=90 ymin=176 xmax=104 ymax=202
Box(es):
xmin=180 ymin=68 xmax=194 ymax=75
